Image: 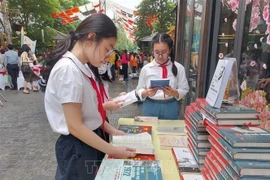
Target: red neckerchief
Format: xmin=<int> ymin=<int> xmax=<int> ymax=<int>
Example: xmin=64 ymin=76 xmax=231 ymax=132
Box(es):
xmin=99 ymin=85 xmax=109 ymax=104
xmin=159 ymin=62 xmax=168 ymax=102
xmin=63 ymin=56 xmax=107 ymax=140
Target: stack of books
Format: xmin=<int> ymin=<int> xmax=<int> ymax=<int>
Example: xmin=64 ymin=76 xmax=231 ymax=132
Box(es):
xmin=184 ymin=102 xmax=211 ymax=168
xmin=198 ymin=98 xmax=270 ymax=179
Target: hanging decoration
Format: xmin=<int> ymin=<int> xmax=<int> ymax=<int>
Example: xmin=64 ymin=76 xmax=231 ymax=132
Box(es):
xmin=51 ymin=1 xmax=104 ymax=25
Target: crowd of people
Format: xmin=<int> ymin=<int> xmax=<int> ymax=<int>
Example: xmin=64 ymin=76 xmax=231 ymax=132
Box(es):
xmin=0 ymin=44 xmax=50 ymax=93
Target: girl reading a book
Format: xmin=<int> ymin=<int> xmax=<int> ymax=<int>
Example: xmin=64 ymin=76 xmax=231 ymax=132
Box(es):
xmin=136 ymin=33 xmax=189 ymax=119
xmin=41 ymin=14 xmax=136 ymax=180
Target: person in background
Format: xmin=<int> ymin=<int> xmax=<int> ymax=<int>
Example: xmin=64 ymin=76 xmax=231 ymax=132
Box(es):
xmin=121 ymin=49 xmax=129 ymax=81
xmin=4 ymin=44 xmax=20 ymax=90
xmin=129 ymin=52 xmax=137 ymax=73
xmin=0 ymin=49 xmax=5 ymax=68
xmin=41 ymin=13 xmax=136 ymax=180
xmin=19 ymin=44 xmax=40 ymax=94
xmin=136 ymin=33 xmax=189 ymax=120
xmin=108 ymin=51 xmax=116 ymax=81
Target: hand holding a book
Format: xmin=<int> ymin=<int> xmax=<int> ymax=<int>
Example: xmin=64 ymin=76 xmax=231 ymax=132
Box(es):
xmin=142 ymin=87 xmax=159 ymax=98
xmin=162 ymin=86 xmax=177 ymax=97
xmin=112 ymin=129 xmax=126 ymax=136
xmin=103 ymin=100 xmax=124 ymax=110
xmin=110 ymin=146 xmax=137 ymax=159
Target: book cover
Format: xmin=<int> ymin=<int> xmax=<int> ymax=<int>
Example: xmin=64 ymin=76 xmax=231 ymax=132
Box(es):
xmin=134 ymin=116 xmax=158 ymax=124
xmin=203 ymin=158 xmax=216 ymax=180
xmin=185 ymin=120 xmax=209 ymax=140
xmin=158 ymin=135 xmax=188 ymax=150
xmin=171 ymin=147 xmax=200 ymax=174
xmin=205 ymin=58 xmax=236 ymax=108
xmin=180 ymin=174 xmax=203 ymax=180
xmin=205 ymin=120 xmax=270 ymax=148
xmin=118 ymin=125 xmax=152 ymax=135
xmin=200 ymin=167 xmax=212 ymax=180
xmin=156 ymin=126 xmax=185 ymax=135
xmin=188 ymin=138 xmax=210 ymax=156
xmin=112 ymin=132 xmax=155 ymax=155
xmin=108 ymin=154 xmax=156 ymax=161
xmin=196 ymin=98 xmax=259 ymax=119
xmin=207 ymin=125 xmax=270 ymax=161
xmin=185 ymin=106 xmax=203 ymax=126
xmin=95 ymin=159 xmax=163 ymax=180
xmin=150 ymin=79 xmax=170 ymax=88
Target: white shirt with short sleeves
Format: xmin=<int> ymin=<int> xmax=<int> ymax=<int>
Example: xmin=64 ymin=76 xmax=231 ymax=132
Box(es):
xmin=136 ymin=59 xmax=189 ymax=101
xmin=45 ymin=51 xmax=102 ymax=135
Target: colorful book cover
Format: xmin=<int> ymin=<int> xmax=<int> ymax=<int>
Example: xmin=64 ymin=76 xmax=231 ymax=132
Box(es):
xmin=185 ymin=120 xmax=209 ymax=140
xmin=186 ymin=106 xmax=203 ymax=126
xmin=205 ymin=120 xmax=270 ymax=148
xmin=171 ymin=147 xmax=200 ymax=174
xmin=95 ymin=159 xmax=163 ymax=180
xmin=118 ymin=124 xmax=152 ymax=135
xmin=108 ymin=154 xmax=156 ymax=161
xmin=134 ymin=116 xmax=158 ymax=124
xmin=207 ymin=125 xmax=270 ymax=161
xmin=159 ymin=135 xmax=188 ymax=149
xmin=196 ymin=98 xmax=259 ymax=119
xmin=188 ymin=138 xmax=210 ymax=156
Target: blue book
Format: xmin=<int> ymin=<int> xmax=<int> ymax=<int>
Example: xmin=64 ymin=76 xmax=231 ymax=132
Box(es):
xmin=211 ymin=147 xmax=268 ymax=180
xmin=206 ymin=120 xmax=270 ymax=148
xmin=196 ymin=98 xmax=259 ymax=119
xmin=209 ymin=136 xmax=270 ymax=177
xmin=188 ymin=131 xmax=211 ymax=148
xmin=186 ymin=120 xmax=209 ymax=141
xmin=150 ymin=79 xmax=170 ymax=88
xmin=95 ymin=159 xmax=163 ymax=180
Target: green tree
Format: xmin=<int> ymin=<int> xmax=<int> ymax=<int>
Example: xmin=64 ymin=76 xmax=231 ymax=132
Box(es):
xmin=115 ymin=27 xmax=137 ymax=52
xmin=135 ymin=0 xmax=176 ymax=40
xmin=7 ymin=0 xmax=88 ymax=50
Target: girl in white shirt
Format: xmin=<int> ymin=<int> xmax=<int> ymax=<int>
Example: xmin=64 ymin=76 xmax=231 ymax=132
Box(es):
xmin=136 ymin=33 xmax=189 ymax=120
xmin=42 ymin=14 xmax=136 ymax=180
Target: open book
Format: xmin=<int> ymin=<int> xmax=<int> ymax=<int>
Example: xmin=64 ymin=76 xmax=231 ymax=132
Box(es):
xmin=112 ymin=132 xmax=155 ymax=155
xmin=112 ymin=90 xmax=138 ymax=108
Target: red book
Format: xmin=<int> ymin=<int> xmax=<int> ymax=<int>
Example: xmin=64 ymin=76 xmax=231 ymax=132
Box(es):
xmin=203 ymin=159 xmax=215 ymax=180
xmin=205 ymin=155 xmax=224 ymax=180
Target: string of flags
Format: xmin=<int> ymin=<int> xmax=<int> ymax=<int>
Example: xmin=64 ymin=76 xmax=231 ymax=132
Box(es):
xmin=51 ymin=1 xmax=103 ymax=25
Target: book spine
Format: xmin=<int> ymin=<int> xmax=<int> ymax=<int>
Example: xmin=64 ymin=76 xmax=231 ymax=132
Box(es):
xmin=208 ymin=151 xmax=233 ymax=180
xmin=203 ymin=158 xmax=217 ymax=180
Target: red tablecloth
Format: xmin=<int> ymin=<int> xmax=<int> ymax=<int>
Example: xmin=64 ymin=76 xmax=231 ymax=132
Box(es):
xmin=0 ymin=70 xmax=6 ymax=75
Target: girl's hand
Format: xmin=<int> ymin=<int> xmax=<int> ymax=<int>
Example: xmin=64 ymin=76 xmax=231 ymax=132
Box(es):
xmin=142 ymin=87 xmax=159 ymax=98
xmin=110 ymin=146 xmax=137 ymax=159
xmin=162 ymin=86 xmax=175 ymax=96
xmin=103 ymin=100 xmax=123 ymax=111
xmin=119 ymin=92 xmax=126 ymax=96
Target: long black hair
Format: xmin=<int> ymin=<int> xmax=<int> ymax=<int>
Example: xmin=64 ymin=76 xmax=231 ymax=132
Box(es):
xmin=40 ymin=13 xmax=117 ymax=91
xmin=151 ymin=33 xmax=177 ymax=77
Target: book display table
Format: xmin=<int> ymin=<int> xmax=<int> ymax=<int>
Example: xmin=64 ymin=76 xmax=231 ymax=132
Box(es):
xmin=115 ymin=118 xmax=186 ymax=180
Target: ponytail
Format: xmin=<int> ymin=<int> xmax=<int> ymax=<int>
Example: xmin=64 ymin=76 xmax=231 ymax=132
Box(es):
xmin=39 ymin=32 xmax=76 ymax=92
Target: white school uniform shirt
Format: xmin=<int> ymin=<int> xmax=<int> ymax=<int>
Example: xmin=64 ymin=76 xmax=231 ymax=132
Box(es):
xmin=44 ymin=51 xmax=102 ymax=135
xmin=136 ymin=59 xmax=189 ymax=101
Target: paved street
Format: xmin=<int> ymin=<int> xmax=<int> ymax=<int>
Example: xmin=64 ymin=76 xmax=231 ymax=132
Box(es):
xmin=0 ymin=78 xmax=141 ymax=180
